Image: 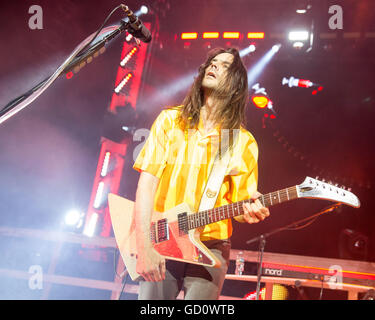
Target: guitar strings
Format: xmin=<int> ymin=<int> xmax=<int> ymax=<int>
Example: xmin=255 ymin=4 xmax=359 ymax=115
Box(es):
xmin=153 ymin=186 xmax=299 ymax=238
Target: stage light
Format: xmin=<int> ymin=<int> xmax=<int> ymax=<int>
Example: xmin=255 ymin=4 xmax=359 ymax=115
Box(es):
xmin=223 ymin=32 xmax=240 ymax=39
xmin=114 ymin=73 xmax=133 ymax=94
xmin=83 ymin=213 xmax=99 ymax=237
xmin=181 ymin=32 xmax=198 ymax=40
xmin=64 ymin=209 xmax=85 ymax=230
xmin=203 ymin=32 xmax=220 ymax=39
xmin=272 ymin=44 xmax=281 ymax=52
xmin=296 ymin=9 xmax=307 ymax=14
xmin=140 ymin=5 xmax=148 ymax=14
xmin=134 ymin=5 xmax=149 ymax=16
xmin=125 ymin=34 xmax=133 ymax=42
xmin=293 ymin=41 xmax=304 ymax=48
xmin=66 ymin=71 xmax=74 ymax=79
xmin=120 ymin=47 xmax=138 ymax=67
xmin=252 ymin=96 xmax=269 ymax=109
xmin=282 ymin=76 xmax=313 ymax=88
xmin=251 ymin=83 xmax=276 ymax=114
xmin=239 ymin=44 xmax=256 ymax=57
xmin=247 ymin=32 xmax=265 ymax=39
xmin=100 ymin=152 xmax=111 ymax=177
xmin=288 ymin=30 xmax=309 ymax=41
xmin=93 ymin=181 xmax=105 ymax=209
xmin=64 ymin=210 xmax=82 ymax=226
xmin=247 ymin=45 xmax=281 ymax=87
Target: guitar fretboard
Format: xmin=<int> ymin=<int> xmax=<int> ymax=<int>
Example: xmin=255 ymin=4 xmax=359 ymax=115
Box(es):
xmin=186 ymin=186 xmax=298 ymax=230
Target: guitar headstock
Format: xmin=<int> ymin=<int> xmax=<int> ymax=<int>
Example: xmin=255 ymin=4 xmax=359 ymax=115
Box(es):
xmin=297 ymin=177 xmax=360 ymax=208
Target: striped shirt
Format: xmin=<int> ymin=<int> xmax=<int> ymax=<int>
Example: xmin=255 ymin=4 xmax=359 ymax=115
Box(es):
xmin=133 ymin=107 xmax=258 ymax=240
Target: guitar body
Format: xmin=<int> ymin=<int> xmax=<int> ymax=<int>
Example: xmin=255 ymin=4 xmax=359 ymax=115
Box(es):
xmin=108 ymin=193 xmax=221 ymax=281
xmin=108 ymin=176 xmax=360 ymax=281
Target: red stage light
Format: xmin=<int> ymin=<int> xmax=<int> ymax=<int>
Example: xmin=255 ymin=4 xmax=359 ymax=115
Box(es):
xmin=223 ymin=32 xmax=240 ymax=39
xmin=298 ymin=79 xmax=313 ymax=88
xmin=247 ymin=32 xmax=265 ymax=39
xmin=203 ymin=32 xmax=219 ymax=39
xmin=181 ymin=32 xmax=198 ymax=40
xmin=66 ymin=71 xmax=73 ymax=79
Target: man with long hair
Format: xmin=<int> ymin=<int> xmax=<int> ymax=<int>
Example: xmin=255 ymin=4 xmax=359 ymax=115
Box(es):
xmin=133 ymin=47 xmax=270 ymax=299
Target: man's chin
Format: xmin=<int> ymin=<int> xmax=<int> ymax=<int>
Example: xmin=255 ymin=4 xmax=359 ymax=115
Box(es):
xmin=202 ymin=81 xmax=216 ymax=90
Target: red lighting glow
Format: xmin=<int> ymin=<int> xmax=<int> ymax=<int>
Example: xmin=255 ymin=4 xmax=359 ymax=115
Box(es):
xmin=298 ymin=79 xmax=313 ymax=88
xmin=66 ymin=71 xmax=73 ymax=79
xmin=203 ymin=32 xmax=220 ymax=39
xmin=247 ymin=32 xmax=265 ymax=39
xmin=181 ymin=32 xmax=198 ymax=39
xmin=223 ymin=32 xmax=240 ymax=39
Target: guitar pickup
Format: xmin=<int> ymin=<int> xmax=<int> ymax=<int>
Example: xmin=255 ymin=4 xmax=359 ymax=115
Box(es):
xmin=156 ymin=218 xmax=169 ymax=242
xmin=178 ymin=212 xmax=188 ymax=236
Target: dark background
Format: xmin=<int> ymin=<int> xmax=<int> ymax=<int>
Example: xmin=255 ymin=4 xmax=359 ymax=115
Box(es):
xmin=0 ymin=0 xmax=374 ymax=299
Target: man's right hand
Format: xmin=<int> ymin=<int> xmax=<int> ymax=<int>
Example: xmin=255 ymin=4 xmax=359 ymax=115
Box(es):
xmin=136 ymin=247 xmax=166 ymax=282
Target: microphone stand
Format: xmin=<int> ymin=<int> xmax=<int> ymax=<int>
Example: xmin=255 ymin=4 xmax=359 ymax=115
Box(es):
xmin=246 ymin=202 xmax=342 ymax=300
xmin=0 ymin=18 xmax=133 ymax=125
xmin=255 ymin=235 xmax=266 ymax=300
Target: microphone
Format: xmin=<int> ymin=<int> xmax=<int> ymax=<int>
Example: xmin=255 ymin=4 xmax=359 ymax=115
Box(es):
xmin=121 ymin=4 xmax=152 ymax=43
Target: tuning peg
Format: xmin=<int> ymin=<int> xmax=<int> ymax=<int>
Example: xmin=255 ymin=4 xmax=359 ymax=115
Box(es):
xmin=341 ymin=185 xmax=346 ymax=190
xmin=315 ymin=176 xmax=319 ymax=180
xmin=322 ymin=178 xmax=326 ymax=182
xmin=347 ymin=187 xmax=352 ymax=192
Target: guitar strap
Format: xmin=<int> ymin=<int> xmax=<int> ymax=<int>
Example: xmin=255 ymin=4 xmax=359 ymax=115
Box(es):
xmin=198 ymin=129 xmax=239 ymax=212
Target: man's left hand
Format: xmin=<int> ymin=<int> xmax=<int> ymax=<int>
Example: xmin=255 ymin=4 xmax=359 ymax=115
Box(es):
xmin=242 ymin=191 xmax=270 ymax=224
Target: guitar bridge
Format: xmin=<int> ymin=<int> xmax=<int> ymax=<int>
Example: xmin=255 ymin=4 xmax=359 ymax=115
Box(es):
xmin=156 ymin=218 xmax=169 ymax=243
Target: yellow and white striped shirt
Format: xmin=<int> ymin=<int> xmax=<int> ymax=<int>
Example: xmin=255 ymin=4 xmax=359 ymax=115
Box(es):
xmin=133 ymin=107 xmax=258 ymax=241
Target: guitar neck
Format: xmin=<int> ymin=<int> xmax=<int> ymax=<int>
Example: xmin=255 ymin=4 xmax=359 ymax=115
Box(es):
xmin=187 ymin=185 xmax=298 ymax=230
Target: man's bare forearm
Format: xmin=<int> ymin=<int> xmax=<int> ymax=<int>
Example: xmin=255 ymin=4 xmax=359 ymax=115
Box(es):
xmin=134 ymin=171 xmax=160 ymax=251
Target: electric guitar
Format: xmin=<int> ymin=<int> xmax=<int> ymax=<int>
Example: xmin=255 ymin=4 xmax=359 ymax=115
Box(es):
xmin=108 ymin=176 xmax=360 ymax=281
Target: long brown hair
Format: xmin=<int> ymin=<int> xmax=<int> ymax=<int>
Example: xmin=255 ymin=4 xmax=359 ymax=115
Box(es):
xmin=178 ymin=47 xmax=248 ymax=130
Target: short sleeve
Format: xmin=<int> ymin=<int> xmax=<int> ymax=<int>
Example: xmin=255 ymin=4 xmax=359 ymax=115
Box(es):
xmin=226 ymin=131 xmax=259 ymax=222
xmin=133 ymin=110 xmax=171 ymax=178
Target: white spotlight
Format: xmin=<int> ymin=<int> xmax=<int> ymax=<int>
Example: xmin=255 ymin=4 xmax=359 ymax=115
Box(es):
xmin=65 ymin=209 xmax=83 ymax=227
xmin=140 ymin=5 xmax=148 ymax=14
xmin=247 ymin=45 xmax=281 ymax=87
xmin=288 ymin=31 xmax=309 ymax=41
xmin=249 ymin=44 xmax=256 ymax=52
xmin=135 ymin=5 xmax=149 ymax=16
xmin=272 ymin=44 xmax=281 ymax=53
xmin=239 ymin=44 xmax=256 ymax=57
